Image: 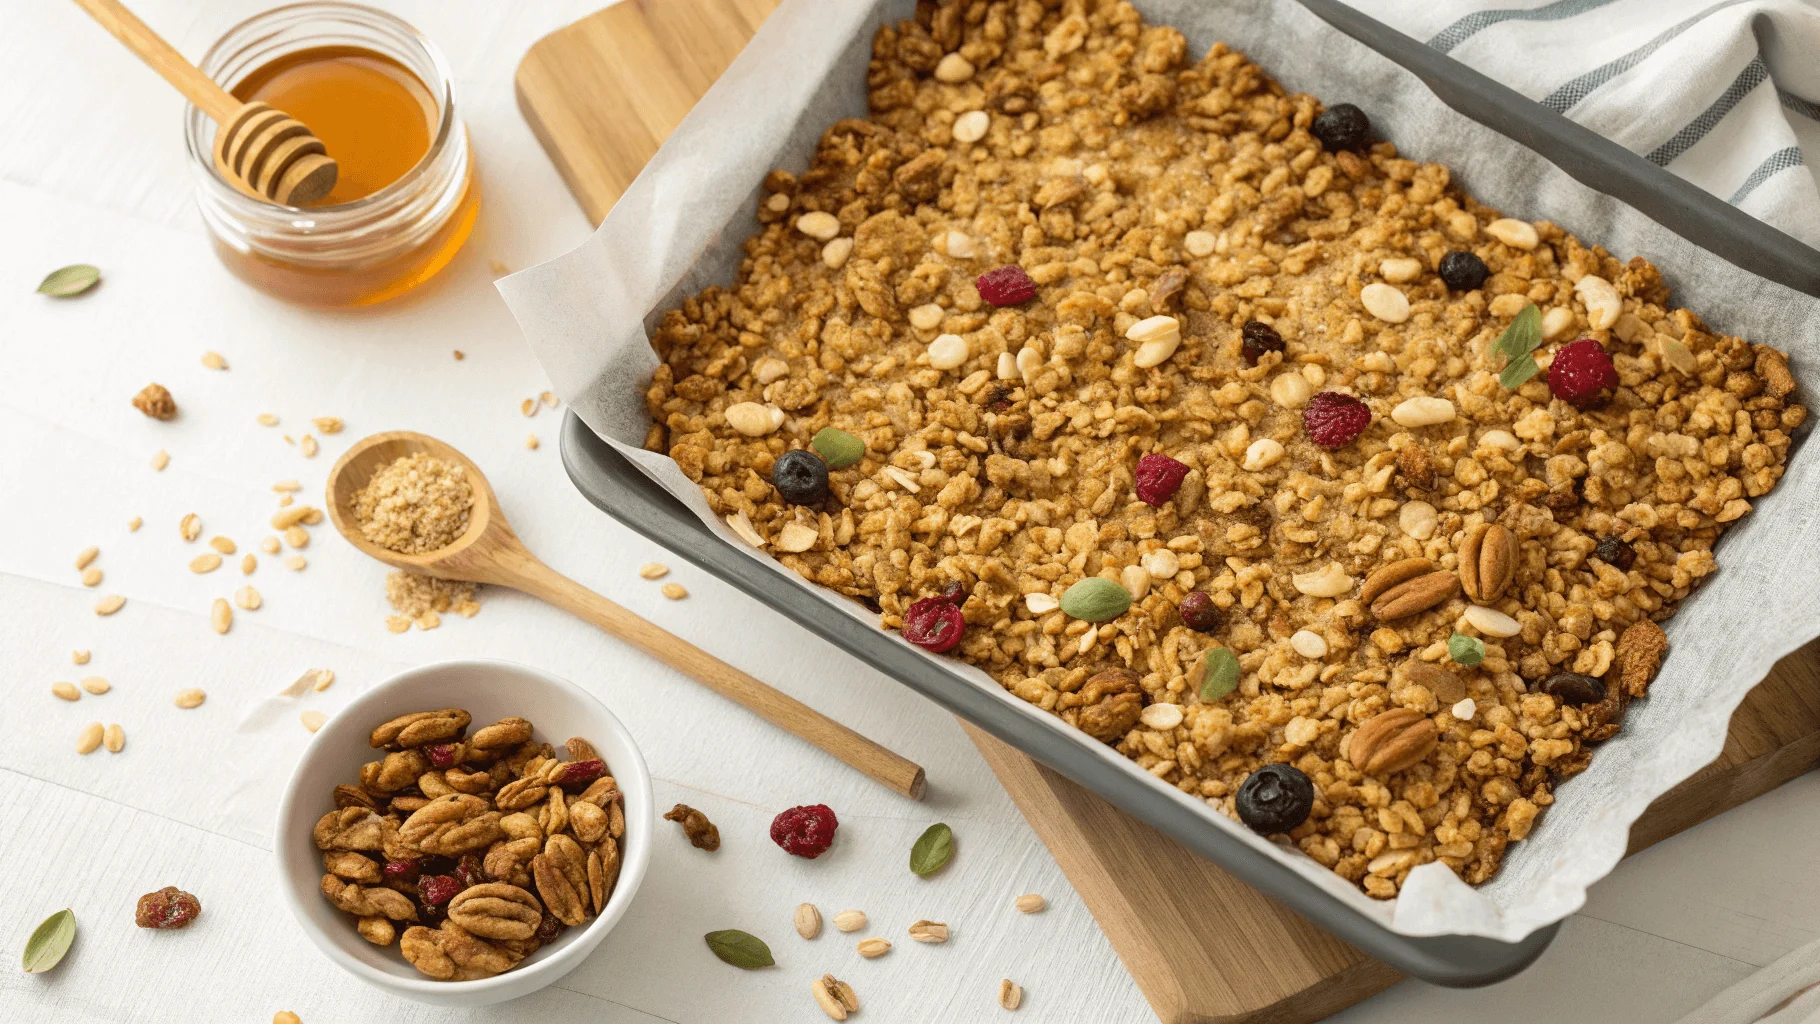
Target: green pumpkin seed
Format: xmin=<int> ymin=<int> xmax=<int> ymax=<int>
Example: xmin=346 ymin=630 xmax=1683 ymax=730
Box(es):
xmin=1059 ymin=577 xmax=1130 ymax=622
xmin=37 ymin=265 xmax=101 ymax=298
xmin=1447 ymin=632 xmax=1486 ymax=667
xmin=704 ymin=929 xmax=774 ymax=969
xmin=1194 ymin=647 xmax=1240 ymax=702
xmin=811 ymin=427 xmax=865 ymax=469
xmin=22 ymin=909 xmax=75 ymax=973
xmin=909 ymin=822 xmax=954 ymax=877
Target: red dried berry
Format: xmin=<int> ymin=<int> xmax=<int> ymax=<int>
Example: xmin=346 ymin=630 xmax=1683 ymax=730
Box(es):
xmin=1302 ymin=391 xmax=1372 ymax=449
xmin=135 ymin=886 xmax=201 ymax=929
xmin=534 ymin=914 xmax=564 ymax=943
xmin=425 ymin=743 xmax=458 ymax=769
xmin=770 ymin=803 xmax=839 ymax=858
xmin=938 ymin=580 xmax=967 ymax=605
xmin=1547 ymin=338 xmax=1619 ymax=410
xmin=1179 ymin=591 xmax=1222 ymax=633
xmin=452 ymin=853 xmax=485 ymax=890
xmin=1134 ymin=452 xmax=1190 ymax=506
xmin=382 ymin=860 xmax=421 ymax=884
xmin=418 ymin=874 xmax=461 ymax=906
xmin=976 ymin=266 xmax=1037 ymax=306
xmin=551 ymin=759 xmax=607 ymax=790
xmin=902 ymin=596 xmax=966 ymax=653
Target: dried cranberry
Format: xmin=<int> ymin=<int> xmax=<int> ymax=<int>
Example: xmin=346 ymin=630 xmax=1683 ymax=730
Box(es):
xmin=976 ymin=266 xmax=1037 ymax=307
xmin=770 ymin=803 xmax=839 ymax=858
xmin=135 ymin=886 xmax=201 ymax=929
xmin=534 ymin=914 xmax=564 ymax=944
xmin=425 ymin=743 xmax=458 ymax=769
xmin=1438 ymin=251 xmax=1489 ymax=291
xmin=1311 ymin=103 xmax=1370 ymax=152
xmin=382 ymin=860 xmax=421 ymax=885
xmin=1179 ymin=592 xmax=1222 ymax=633
xmin=1240 ymin=320 xmax=1285 ymax=365
xmin=1133 ymin=452 xmax=1191 ymax=507
xmin=1302 ymin=391 xmax=1372 ymax=449
xmin=1546 ymin=338 xmax=1619 ymax=410
xmin=902 ymin=596 xmax=966 ymax=653
xmin=452 ymin=853 xmax=485 ymax=891
xmin=937 ymin=580 xmax=968 ymax=605
xmin=418 ymin=874 xmax=461 ymax=906
xmin=551 ymin=759 xmax=607 ymax=790
xmin=1594 ymin=536 xmax=1636 ymax=571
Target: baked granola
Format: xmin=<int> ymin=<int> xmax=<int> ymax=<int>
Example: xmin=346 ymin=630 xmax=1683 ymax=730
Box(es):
xmin=641 ymin=0 xmax=1805 ymax=897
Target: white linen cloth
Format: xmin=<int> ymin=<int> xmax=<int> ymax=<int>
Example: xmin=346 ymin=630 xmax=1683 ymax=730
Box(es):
xmin=1344 ymin=0 xmax=1820 ymax=248
xmin=1674 ymin=935 xmax=1820 ymax=1024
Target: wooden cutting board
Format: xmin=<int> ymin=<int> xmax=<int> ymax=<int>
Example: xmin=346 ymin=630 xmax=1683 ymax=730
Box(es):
xmin=515 ymin=4 xmax=1820 ymax=1018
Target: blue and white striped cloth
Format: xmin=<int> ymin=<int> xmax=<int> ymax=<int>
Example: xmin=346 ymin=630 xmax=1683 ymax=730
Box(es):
xmin=1343 ymin=0 xmax=1820 ymax=249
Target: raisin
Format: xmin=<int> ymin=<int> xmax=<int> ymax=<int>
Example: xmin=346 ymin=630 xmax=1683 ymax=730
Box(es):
xmin=135 ymin=886 xmax=201 ymax=929
xmin=1541 ymin=673 xmax=1606 ymax=705
xmin=1240 ymin=320 xmax=1284 ymax=365
xmin=937 ymin=580 xmax=968 ymax=605
xmin=1593 ymin=536 xmax=1636 ymax=570
xmin=1178 ymin=592 xmax=1221 ymax=633
xmin=1438 ymin=250 xmax=1489 ymax=291
xmin=1311 ymin=103 xmax=1370 ymax=152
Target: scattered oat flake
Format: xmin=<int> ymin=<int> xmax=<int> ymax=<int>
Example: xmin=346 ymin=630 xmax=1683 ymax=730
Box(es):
xmin=127 ymin=517 xmax=142 ymax=532
xmin=312 ymin=669 xmax=335 ymax=692
xmin=311 ymin=417 xmax=343 ymax=434
xmin=488 ymin=258 xmax=510 ymax=275
xmin=525 ymin=434 xmax=539 ymax=450
xmin=385 ymin=616 xmax=411 ymax=633
xmin=95 ymin=594 xmax=125 ymax=615
xmin=210 ymin=598 xmax=232 ymax=634
xmin=261 ymin=536 xmax=281 ymax=554
xmin=189 ymin=553 xmax=222 ymax=574
xmin=180 ymin=513 xmax=201 ymax=541
xmin=283 ymin=526 xmax=310 ymax=549
xmin=283 ymin=434 xmax=294 ymax=445
xmin=540 ymin=391 xmax=558 ymax=408
xmin=72 ymin=650 xmax=90 ymax=665
xmin=234 ymin=586 xmax=262 ymax=610
xmin=75 ymin=546 xmax=99 ymax=570
xmin=661 ymin=583 xmax=688 ymax=600
xmin=300 ymin=710 xmax=327 ymax=733
xmin=241 ymin=554 xmax=257 ymax=574
xmin=150 ymin=450 xmax=169 ymax=471
xmin=279 ymin=670 xmax=318 ymax=697
xmin=80 ymin=677 xmax=110 ymax=695
xmin=174 ymin=688 xmax=205 ymax=709
xmin=257 ymin=413 xmax=279 ymax=427
xmin=81 ymin=568 xmax=103 ymax=587
xmin=52 ymin=682 xmax=80 ymax=701
xmin=277 ymin=494 xmax=293 ymax=508
xmin=209 ymin=536 xmax=236 ymax=554
xmin=639 ymin=563 xmax=670 ymax=580
xmin=273 ymin=480 xmax=301 ymax=492
xmin=521 ymin=398 xmax=537 ymax=417
xmin=300 ymin=434 xmax=319 ymax=458
xmin=201 ymin=351 xmax=227 ymax=370
xmin=284 ymin=555 xmax=307 ymax=571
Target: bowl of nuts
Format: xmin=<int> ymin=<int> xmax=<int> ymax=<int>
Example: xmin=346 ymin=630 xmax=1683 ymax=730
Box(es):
xmin=274 ymin=659 xmax=653 ymax=1006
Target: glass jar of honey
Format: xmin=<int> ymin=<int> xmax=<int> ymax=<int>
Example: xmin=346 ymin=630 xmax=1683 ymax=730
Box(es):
xmin=184 ymin=3 xmax=478 ymax=307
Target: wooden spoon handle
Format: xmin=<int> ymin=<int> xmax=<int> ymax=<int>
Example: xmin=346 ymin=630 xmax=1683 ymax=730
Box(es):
xmin=70 ymin=0 xmax=242 ymax=122
xmin=511 ymin=559 xmax=927 ymax=800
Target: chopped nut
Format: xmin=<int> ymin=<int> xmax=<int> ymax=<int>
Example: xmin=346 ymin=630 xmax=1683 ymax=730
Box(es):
xmin=235 ymin=586 xmax=262 ymax=611
xmin=812 ymin=974 xmax=860 ymax=1020
xmin=999 ymin=979 xmax=1023 ymax=1011
xmin=525 ymin=433 xmax=540 ymax=450
xmin=1360 ymin=282 xmax=1410 ymax=324
xmin=127 ymin=517 xmax=141 ymax=532
xmin=72 ymin=650 xmax=90 ymax=665
xmin=313 ymin=669 xmax=336 ymax=692
xmin=301 ymin=710 xmax=327 ymax=733
xmin=132 ymin=383 xmax=177 ymax=420
xmin=180 ymin=513 xmax=201 ymax=541
xmin=795 ymin=211 xmax=841 ymax=241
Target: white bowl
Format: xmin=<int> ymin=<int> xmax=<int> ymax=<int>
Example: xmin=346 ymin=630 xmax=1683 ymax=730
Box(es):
xmin=274 ymin=659 xmax=653 ymax=1006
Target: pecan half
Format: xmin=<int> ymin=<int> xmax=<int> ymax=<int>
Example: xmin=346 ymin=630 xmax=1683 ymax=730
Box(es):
xmin=313 ymin=808 xmax=384 ymax=851
xmin=469 ymin=717 xmax=535 ymax=750
xmin=1369 ymin=570 xmax=1459 ymax=621
xmin=564 ymin=736 xmax=600 ymax=763
xmin=370 ymin=708 xmax=471 ymax=749
xmin=1360 ymin=558 xmax=1435 ymax=607
xmin=1347 ymin=708 xmax=1438 ymax=776
xmin=578 ymin=777 xmax=621 ymax=808
xmin=401 ymin=925 xmax=456 ymax=979
xmin=400 ymin=794 xmax=503 ymax=855
xmin=570 ymin=798 xmax=609 ymax=844
xmin=1611 ymin=619 xmax=1668 ymax=698
xmin=364 ymin=749 xmax=429 ymax=792
xmin=323 ymin=850 xmax=382 ymax=883
xmin=446 ymin=882 xmax=543 ymax=941
xmin=321 ymin=874 xmax=419 ymax=921
xmin=332 ymin=784 xmax=379 ymax=811
xmin=591 ymin=837 xmax=622 ymax=912
xmin=445 ymin=767 xmax=494 ymax=794
xmin=532 ymin=835 xmax=592 ymax=926
xmin=1458 ymin=523 xmax=1518 ymax=603
xmin=356 ymin=916 xmax=396 ymax=946
xmin=495 ymin=774 xmax=549 ymax=812
xmin=438 ymin=919 xmax=524 ymax=978
xmin=483 ymin=837 xmax=541 ymax=887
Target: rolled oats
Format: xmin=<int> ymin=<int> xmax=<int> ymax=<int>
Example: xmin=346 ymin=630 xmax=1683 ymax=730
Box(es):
xmin=74 ymin=546 xmax=99 ymax=570
xmin=174 ymin=688 xmax=206 ymax=709
xmin=81 ymin=568 xmax=102 ymax=588
xmin=94 ymin=594 xmax=125 ymax=616
xmin=103 ymin=723 xmax=124 ymax=753
xmin=52 ymin=682 xmax=80 ymax=702
xmin=211 ymin=598 xmax=232 ymax=635
xmin=638 ymin=562 xmax=670 ymax=580
xmin=641 ymin=1 xmax=1805 ymax=899
xmin=76 ymin=722 xmax=104 ymax=754
xmin=80 ymin=677 xmax=109 ymax=695
xmin=661 ymin=583 xmax=688 ymax=600
xmin=300 ymin=710 xmax=327 ymax=732
xmin=190 ymin=553 xmax=223 ymax=574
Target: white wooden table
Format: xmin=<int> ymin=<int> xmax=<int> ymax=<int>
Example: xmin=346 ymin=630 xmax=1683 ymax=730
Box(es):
xmin=0 ymin=2 xmax=1813 ymax=1022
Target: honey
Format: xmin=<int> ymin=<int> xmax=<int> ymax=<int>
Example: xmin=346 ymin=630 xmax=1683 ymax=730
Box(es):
xmin=231 ymin=47 xmax=436 ymax=206
xmin=187 ymin=6 xmax=477 ymax=307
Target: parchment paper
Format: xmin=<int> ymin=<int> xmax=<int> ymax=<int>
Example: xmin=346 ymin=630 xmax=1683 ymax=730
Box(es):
xmin=498 ymin=0 xmax=1820 ymax=942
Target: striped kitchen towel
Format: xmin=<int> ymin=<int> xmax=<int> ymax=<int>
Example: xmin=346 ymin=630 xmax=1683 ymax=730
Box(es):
xmin=1339 ymin=0 xmax=1820 ymax=249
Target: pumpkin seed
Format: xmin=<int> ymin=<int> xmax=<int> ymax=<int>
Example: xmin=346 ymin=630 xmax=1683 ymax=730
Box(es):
xmin=1058 ymin=577 xmax=1131 ymax=622
xmin=21 ymin=909 xmax=76 ymax=973
xmin=1195 ymin=647 xmax=1241 ymax=702
xmin=37 ymin=265 xmax=100 ymax=297
xmin=704 ymin=929 xmax=774 ymax=969
xmin=909 ymin=822 xmax=954 ymax=877
xmin=1448 ymin=632 xmax=1486 ymax=667
xmin=811 ymin=427 xmax=866 ymax=469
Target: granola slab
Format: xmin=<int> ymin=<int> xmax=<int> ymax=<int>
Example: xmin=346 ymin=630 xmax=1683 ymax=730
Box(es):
xmin=643 ymin=0 xmax=1805 ymax=897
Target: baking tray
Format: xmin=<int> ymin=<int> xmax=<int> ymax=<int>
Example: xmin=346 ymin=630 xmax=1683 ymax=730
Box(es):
xmin=555 ymin=0 xmax=1820 ymax=989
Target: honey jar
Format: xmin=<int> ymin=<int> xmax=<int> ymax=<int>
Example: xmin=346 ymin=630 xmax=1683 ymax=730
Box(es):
xmin=184 ymin=4 xmax=477 ymax=307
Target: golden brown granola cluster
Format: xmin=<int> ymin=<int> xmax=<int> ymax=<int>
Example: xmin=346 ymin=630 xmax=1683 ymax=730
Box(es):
xmin=642 ymin=0 xmax=1803 ymax=896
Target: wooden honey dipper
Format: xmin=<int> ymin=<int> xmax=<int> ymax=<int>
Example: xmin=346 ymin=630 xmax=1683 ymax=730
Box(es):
xmin=72 ymin=0 xmax=339 ymax=206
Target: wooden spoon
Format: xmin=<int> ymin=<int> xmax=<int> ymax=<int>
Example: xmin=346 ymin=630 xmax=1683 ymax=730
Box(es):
xmin=326 ymin=431 xmax=927 ymax=799
xmin=71 ymin=0 xmax=339 ymax=206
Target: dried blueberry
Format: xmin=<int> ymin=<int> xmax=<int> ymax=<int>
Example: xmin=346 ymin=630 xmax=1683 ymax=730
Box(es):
xmin=1311 ymin=103 xmax=1370 ymax=152
xmin=1240 ymin=320 xmax=1285 ymax=365
xmin=1178 ymin=592 xmax=1221 ymax=633
xmin=1541 ymin=672 xmax=1606 ymax=705
xmin=772 ymin=449 xmax=829 ymax=505
xmin=1593 ymin=536 xmax=1636 ymax=571
xmin=1235 ymin=763 xmax=1315 ymax=834
xmin=1438 ymin=250 xmax=1489 ymax=292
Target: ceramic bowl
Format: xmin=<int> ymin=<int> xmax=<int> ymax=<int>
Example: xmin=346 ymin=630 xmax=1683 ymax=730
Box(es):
xmin=274 ymin=659 xmax=653 ymax=1006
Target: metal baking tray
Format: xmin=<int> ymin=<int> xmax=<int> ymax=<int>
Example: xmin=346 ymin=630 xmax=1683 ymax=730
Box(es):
xmin=557 ymin=0 xmax=1819 ymax=988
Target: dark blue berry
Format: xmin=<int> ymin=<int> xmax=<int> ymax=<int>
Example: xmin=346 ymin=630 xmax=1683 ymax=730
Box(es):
xmin=1311 ymin=103 xmax=1370 ymax=152
xmin=1235 ymin=763 xmax=1314 ymax=834
xmin=1438 ymin=250 xmax=1489 ymax=292
xmin=772 ymin=449 xmax=829 ymax=505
